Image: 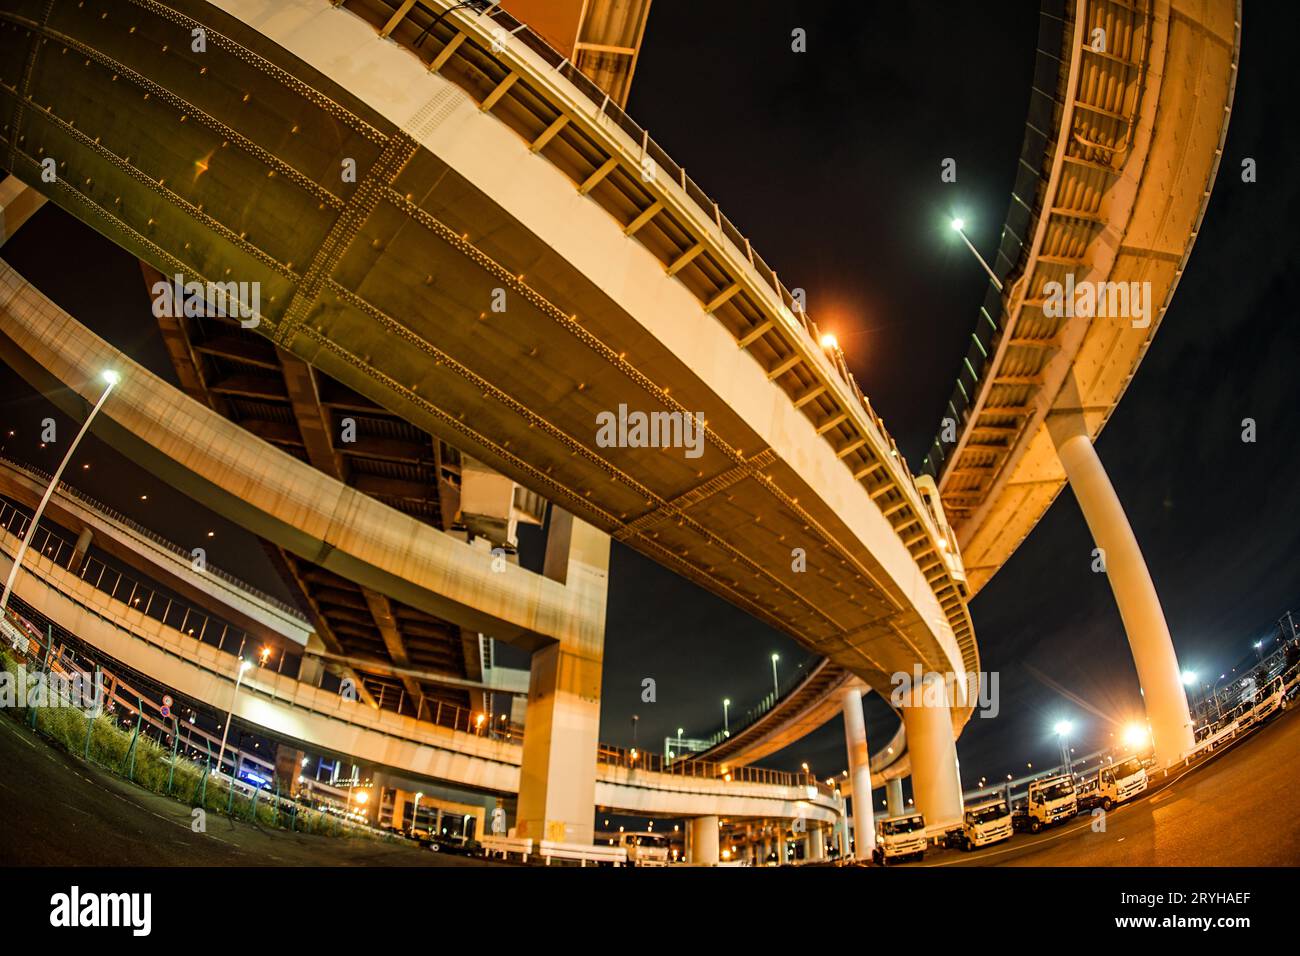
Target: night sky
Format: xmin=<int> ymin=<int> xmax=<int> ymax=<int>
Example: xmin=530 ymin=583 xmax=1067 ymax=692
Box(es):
xmin=3 ymin=1 xmax=1297 ymax=809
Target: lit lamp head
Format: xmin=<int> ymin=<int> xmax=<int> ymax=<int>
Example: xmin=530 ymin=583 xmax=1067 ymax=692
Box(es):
xmin=1053 ymin=720 xmax=1073 ymax=737
xmin=1181 ymin=670 xmax=1197 ymax=686
xmin=102 ymin=370 xmax=121 ymax=386
xmin=1121 ymin=724 xmax=1149 ymax=749
xmin=950 ymin=217 xmax=965 ymax=232
xmin=819 ymin=333 xmax=838 ymax=351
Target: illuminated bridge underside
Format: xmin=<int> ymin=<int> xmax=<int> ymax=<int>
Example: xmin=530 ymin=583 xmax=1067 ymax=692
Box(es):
xmin=0 ymin=511 xmax=839 ymax=823
xmin=930 ymin=0 xmax=1239 ymax=593
xmin=0 ymin=0 xmax=975 ymax=712
xmin=686 ymin=0 xmax=1239 ymax=770
xmin=698 ymin=659 xmax=910 ymax=788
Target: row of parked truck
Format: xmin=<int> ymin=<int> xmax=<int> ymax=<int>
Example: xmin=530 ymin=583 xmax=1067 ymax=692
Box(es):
xmin=870 ymin=757 xmax=1150 ymax=864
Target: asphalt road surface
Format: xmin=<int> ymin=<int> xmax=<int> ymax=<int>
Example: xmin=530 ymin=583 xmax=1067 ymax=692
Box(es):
xmin=0 ymin=714 xmax=493 ymax=866
xmin=913 ymin=702 xmax=1300 ymax=867
xmin=5 ymin=700 xmax=1299 ymax=867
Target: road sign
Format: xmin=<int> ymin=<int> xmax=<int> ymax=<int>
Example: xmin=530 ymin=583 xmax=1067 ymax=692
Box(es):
xmin=162 ymin=694 xmax=173 ymax=708
xmin=160 ymin=705 xmax=171 ymax=718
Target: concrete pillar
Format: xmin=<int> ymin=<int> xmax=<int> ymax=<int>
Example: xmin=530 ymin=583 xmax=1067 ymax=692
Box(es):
xmin=841 ymin=686 xmax=876 ymax=859
xmin=68 ymin=527 xmax=93 ymax=574
xmin=886 ymin=777 xmax=905 ymax=818
xmin=1048 ymin=407 xmax=1194 ymax=767
xmin=0 ymin=175 xmax=46 ymax=246
xmin=273 ymin=744 xmax=305 ymax=798
xmin=391 ymin=789 xmax=409 ymax=832
xmin=689 ymin=816 xmax=719 ymax=865
xmin=516 ymin=509 xmax=609 ymax=845
xmin=809 ymin=825 xmax=826 ymax=861
xmin=297 ymin=633 xmax=327 ymax=687
xmin=902 ymin=673 xmax=964 ymax=826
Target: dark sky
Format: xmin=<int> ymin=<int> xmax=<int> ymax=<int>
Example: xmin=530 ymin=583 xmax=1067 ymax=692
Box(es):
xmin=3 ymin=1 xmax=1298 ymax=808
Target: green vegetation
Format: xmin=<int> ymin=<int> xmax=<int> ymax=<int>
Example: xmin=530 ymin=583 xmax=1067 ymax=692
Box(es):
xmin=0 ymin=647 xmax=394 ymax=842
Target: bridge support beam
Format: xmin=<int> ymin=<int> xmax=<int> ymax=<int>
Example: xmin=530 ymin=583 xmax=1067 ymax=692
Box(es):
xmin=0 ymin=175 xmax=45 ymax=246
xmin=516 ymin=509 xmax=609 ymax=846
xmin=841 ymin=685 xmax=876 ymax=859
xmin=886 ymin=776 xmax=905 ymax=818
xmin=689 ymin=815 xmax=720 ymax=865
xmin=1048 ymin=407 xmax=1194 ymax=767
xmin=808 ymin=824 xmax=825 ymax=861
xmin=901 ymin=673 xmax=964 ymax=827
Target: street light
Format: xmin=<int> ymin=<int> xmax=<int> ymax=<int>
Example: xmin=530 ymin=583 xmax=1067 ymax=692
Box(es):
xmin=411 ymin=791 xmax=423 ymax=835
xmin=1053 ymin=720 xmax=1074 ymax=775
xmin=770 ymin=653 xmax=780 ymax=699
xmin=214 ymin=657 xmax=252 ymax=782
xmin=949 ymin=217 xmax=1003 ymax=291
xmin=723 ymin=698 xmax=731 ymax=737
xmin=1 ymin=370 xmax=121 ymax=617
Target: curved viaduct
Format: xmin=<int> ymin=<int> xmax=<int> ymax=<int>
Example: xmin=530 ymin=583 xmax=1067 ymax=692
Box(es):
xmin=0 ymin=0 xmax=976 ymax=848
xmin=0 ymin=458 xmax=840 ymax=826
xmin=690 ymin=0 xmax=1240 ymax=779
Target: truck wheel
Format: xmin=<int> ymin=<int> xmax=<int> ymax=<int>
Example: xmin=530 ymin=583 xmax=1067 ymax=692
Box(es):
xmin=1030 ymin=819 xmax=1041 ymax=834
xmin=1103 ymin=797 xmax=1114 ymax=811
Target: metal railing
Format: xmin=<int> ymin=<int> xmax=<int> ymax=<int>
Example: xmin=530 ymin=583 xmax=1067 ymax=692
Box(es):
xmin=919 ymin=0 xmax=1072 ymax=480
xmin=0 ymin=455 xmax=307 ymax=621
xmin=597 ymin=742 xmax=833 ymax=797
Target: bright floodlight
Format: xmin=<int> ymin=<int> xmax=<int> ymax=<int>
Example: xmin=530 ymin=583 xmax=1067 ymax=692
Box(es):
xmin=1122 ymin=724 xmax=1149 ymax=748
xmin=950 ymin=217 xmax=965 ymax=231
xmin=819 ymin=333 xmax=838 ymax=350
xmin=238 ymin=658 xmax=251 ymax=673
xmin=1053 ymin=720 xmax=1073 ymax=736
xmin=771 ymin=653 xmax=780 ymax=662
xmin=102 ymin=370 xmax=121 ymax=386
xmin=1182 ymin=670 xmax=1197 ymax=686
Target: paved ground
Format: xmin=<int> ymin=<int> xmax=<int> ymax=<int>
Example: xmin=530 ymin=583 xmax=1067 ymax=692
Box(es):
xmin=913 ymin=702 xmax=1300 ymax=867
xmin=0 ymin=714 xmax=494 ymax=866
xmin=5 ymin=697 xmax=1299 ymax=868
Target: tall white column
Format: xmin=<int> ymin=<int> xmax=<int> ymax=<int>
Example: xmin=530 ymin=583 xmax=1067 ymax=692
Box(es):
xmin=689 ymin=815 xmax=719 ymax=865
xmin=901 ymin=673 xmax=964 ymax=826
xmin=516 ymin=510 xmax=609 ymax=845
xmin=808 ymin=825 xmax=826 ymax=861
xmin=886 ymin=777 xmax=905 ymax=818
xmin=841 ymin=686 xmax=876 ymax=859
xmin=1047 ymin=408 xmax=1194 ymax=767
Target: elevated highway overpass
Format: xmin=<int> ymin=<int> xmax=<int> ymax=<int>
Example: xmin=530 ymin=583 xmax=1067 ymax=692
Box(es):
xmin=0 ymin=457 xmax=842 ymax=830
xmin=686 ymin=0 xmax=1240 ymax=779
xmin=0 ymin=0 xmax=979 ymax=853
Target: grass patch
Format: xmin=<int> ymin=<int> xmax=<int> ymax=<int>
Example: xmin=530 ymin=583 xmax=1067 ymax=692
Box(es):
xmin=1 ymin=648 xmax=395 ymax=842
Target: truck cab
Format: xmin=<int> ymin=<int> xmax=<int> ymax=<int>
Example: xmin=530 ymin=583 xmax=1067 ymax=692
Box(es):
xmin=872 ymin=812 xmax=927 ymax=865
xmin=959 ymin=797 xmax=1013 ymax=850
xmin=1027 ymin=775 xmax=1078 ymax=833
xmin=620 ymin=832 xmax=670 ymax=867
xmin=1095 ymin=756 xmax=1147 ymax=810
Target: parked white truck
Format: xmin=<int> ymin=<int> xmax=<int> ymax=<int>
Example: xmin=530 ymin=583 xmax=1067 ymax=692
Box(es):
xmin=957 ymin=797 xmax=1013 ymax=850
xmin=1027 ymin=774 xmax=1078 ymax=833
xmin=1093 ymin=756 xmax=1148 ymax=810
xmin=872 ymin=812 xmax=927 ymax=865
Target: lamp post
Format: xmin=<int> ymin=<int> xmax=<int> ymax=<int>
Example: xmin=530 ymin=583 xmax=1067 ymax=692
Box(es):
xmin=1182 ymin=670 xmax=1199 ymax=723
xmin=770 ymin=653 xmax=780 ymax=700
xmin=1054 ymin=720 xmax=1074 ymax=776
xmin=949 ymin=218 xmax=1003 ymax=291
xmin=1 ymin=370 xmax=120 ymax=617
xmin=723 ymin=698 xmax=731 ymax=737
xmin=215 ymin=658 xmax=251 ymax=781
xmin=411 ymin=791 xmax=423 ymax=836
